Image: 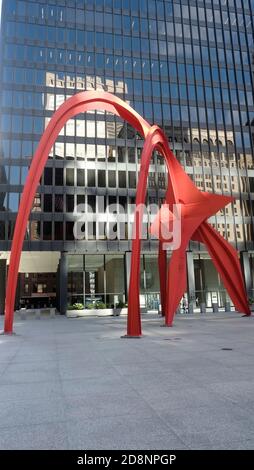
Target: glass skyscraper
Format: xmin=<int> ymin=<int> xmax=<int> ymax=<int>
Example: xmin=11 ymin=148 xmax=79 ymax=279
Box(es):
xmin=0 ymin=0 xmax=253 ymax=314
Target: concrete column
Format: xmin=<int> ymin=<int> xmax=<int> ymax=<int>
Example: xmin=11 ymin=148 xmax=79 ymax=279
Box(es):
xmin=56 ymin=263 xmax=60 ymax=312
xmin=15 ymin=274 xmax=21 ymax=311
xmin=82 ymin=254 xmax=86 ymax=307
xmin=240 ymin=251 xmax=252 ymax=296
xmin=186 ymin=251 xmax=196 ymax=304
xmin=0 ymin=259 xmax=6 ymax=315
xmin=59 ymin=252 xmax=68 ymax=315
xmin=124 ymin=251 xmax=132 ymax=302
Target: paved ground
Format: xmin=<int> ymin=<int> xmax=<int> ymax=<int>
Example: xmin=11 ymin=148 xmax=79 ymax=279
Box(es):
xmin=0 ymin=312 xmax=254 ymax=450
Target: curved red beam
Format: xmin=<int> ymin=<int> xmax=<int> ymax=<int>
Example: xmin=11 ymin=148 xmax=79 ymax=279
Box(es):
xmin=4 ymin=92 xmax=178 ymax=335
xmin=126 ymin=125 xmax=180 ymax=335
xmin=193 ymin=222 xmax=250 ymax=315
xmin=151 ymin=156 xmax=251 ymax=323
xmin=4 ymin=92 xmax=152 ymax=334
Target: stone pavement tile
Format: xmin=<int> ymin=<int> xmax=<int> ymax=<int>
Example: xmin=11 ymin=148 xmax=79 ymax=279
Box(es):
xmin=100 ymin=350 xmax=156 ymax=366
xmin=17 ymin=344 xmax=57 ymax=353
xmin=63 ymin=391 xmax=155 ymax=420
xmin=0 ymin=350 xmax=20 ymax=363
xmin=59 ymin=364 xmax=120 ymax=381
xmin=120 ymin=369 xmax=193 ymax=390
xmin=0 ymin=398 xmax=66 ymax=428
xmin=61 ymin=376 xmax=131 ymax=398
xmin=196 ymin=349 xmax=254 ymax=367
xmin=156 ymin=402 xmax=254 ymax=442
xmin=191 ymin=440 xmax=254 ymax=450
xmin=0 ymin=380 xmax=63 ymax=402
xmin=203 ymin=380 xmax=254 ymax=405
xmin=6 ymin=360 xmax=59 ymax=373
xmin=223 ymin=441 xmax=254 ymax=450
xmin=66 ymin=415 xmax=187 ymax=450
xmin=0 ymin=363 xmax=9 ymax=375
xmin=56 ymin=344 xmax=101 ymax=355
xmin=58 ymin=358 xmax=109 ymax=373
xmin=56 ymin=349 xmax=103 ymax=361
xmin=1 ymin=368 xmax=60 ymax=385
xmin=167 ymin=431 xmax=214 ymax=450
xmin=11 ymin=350 xmax=57 ymax=363
xmin=111 ymin=361 xmax=174 ymax=378
xmin=179 ymin=363 xmax=252 ymax=385
xmin=172 ymin=429 xmax=254 ymax=450
xmin=135 ymin=385 xmax=229 ymax=413
xmin=1 ymin=313 xmax=254 ymax=450
xmin=0 ymin=422 xmax=69 ymax=450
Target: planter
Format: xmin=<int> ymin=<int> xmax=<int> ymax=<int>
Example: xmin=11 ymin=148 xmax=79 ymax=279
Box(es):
xmin=112 ymin=307 xmax=128 ymax=317
xmin=67 ymin=307 xmax=128 ymax=318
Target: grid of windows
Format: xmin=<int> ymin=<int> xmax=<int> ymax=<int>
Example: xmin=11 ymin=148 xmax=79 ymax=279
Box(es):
xmin=0 ymin=0 xmax=254 ymax=251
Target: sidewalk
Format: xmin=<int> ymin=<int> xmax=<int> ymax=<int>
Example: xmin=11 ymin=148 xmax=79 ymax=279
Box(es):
xmin=0 ymin=312 xmax=254 ymax=450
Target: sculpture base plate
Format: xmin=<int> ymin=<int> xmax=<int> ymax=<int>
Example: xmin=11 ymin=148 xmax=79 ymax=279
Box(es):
xmin=0 ymin=330 xmax=16 ymax=336
xmin=121 ymin=335 xmax=142 ymax=339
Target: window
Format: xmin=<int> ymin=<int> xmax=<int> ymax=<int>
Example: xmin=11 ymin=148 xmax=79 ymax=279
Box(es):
xmin=54 ymin=222 xmax=63 ymax=241
xmin=66 ymin=169 xmax=74 ymax=186
xmin=43 ymin=222 xmax=52 ymax=241
xmin=55 ymin=169 xmax=63 ymax=186
xmin=55 ymin=195 xmax=64 ymax=213
xmin=98 ymin=170 xmax=106 ymax=187
xmin=87 ymin=170 xmax=95 ymax=187
xmin=66 ymin=222 xmax=74 ymax=241
xmin=44 ymin=168 xmax=53 ymax=186
xmin=66 ymin=195 xmax=74 ymax=213
xmin=119 ymin=172 xmax=126 ymax=188
xmin=44 ymin=195 xmax=52 ymax=213
xmin=77 ymin=170 xmax=85 ymax=187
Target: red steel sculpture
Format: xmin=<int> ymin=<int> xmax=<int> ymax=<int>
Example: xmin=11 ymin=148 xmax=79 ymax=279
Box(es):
xmin=3 ymin=91 xmax=251 ymax=335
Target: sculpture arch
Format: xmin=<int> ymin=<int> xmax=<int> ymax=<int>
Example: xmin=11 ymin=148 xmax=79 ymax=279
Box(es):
xmin=4 ymin=92 xmax=177 ymax=334
xmin=4 ymin=91 xmax=250 ymax=335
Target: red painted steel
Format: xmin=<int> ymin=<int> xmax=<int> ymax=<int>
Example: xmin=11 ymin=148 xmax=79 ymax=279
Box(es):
xmin=3 ymin=91 xmax=250 ymax=335
xmin=150 ymin=152 xmax=251 ymax=325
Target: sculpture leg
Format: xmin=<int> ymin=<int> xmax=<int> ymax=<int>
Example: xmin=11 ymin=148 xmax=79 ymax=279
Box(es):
xmin=127 ymin=126 xmax=172 ymax=336
xmin=127 ymin=217 xmax=142 ymax=337
xmin=165 ymin=247 xmax=187 ymax=326
xmin=194 ymin=222 xmax=251 ymax=316
xmin=2 ymin=92 xmax=153 ymax=335
xmin=158 ymin=242 xmax=167 ymax=316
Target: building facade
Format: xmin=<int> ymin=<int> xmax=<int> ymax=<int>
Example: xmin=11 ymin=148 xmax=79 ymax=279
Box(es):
xmin=0 ymin=0 xmax=254 ymax=314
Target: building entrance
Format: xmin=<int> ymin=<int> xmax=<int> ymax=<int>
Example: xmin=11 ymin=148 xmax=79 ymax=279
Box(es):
xmin=67 ymin=254 xmax=126 ymax=309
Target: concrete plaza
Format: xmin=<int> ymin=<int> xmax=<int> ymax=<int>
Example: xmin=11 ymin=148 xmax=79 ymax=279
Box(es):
xmin=0 ymin=312 xmax=254 ymax=450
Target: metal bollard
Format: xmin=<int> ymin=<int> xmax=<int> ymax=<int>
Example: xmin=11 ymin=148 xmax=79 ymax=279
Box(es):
xmin=50 ymin=308 xmax=56 ymax=318
xmin=20 ymin=308 xmax=26 ymax=320
xmin=188 ymin=302 xmax=194 ymax=315
xmin=176 ymin=306 xmax=181 ymax=315
xmin=212 ymin=302 xmax=219 ymax=313
xmin=35 ymin=309 xmax=41 ymax=320
xmin=200 ymin=303 xmax=206 ymax=314
xmin=225 ymin=301 xmax=231 ymax=312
